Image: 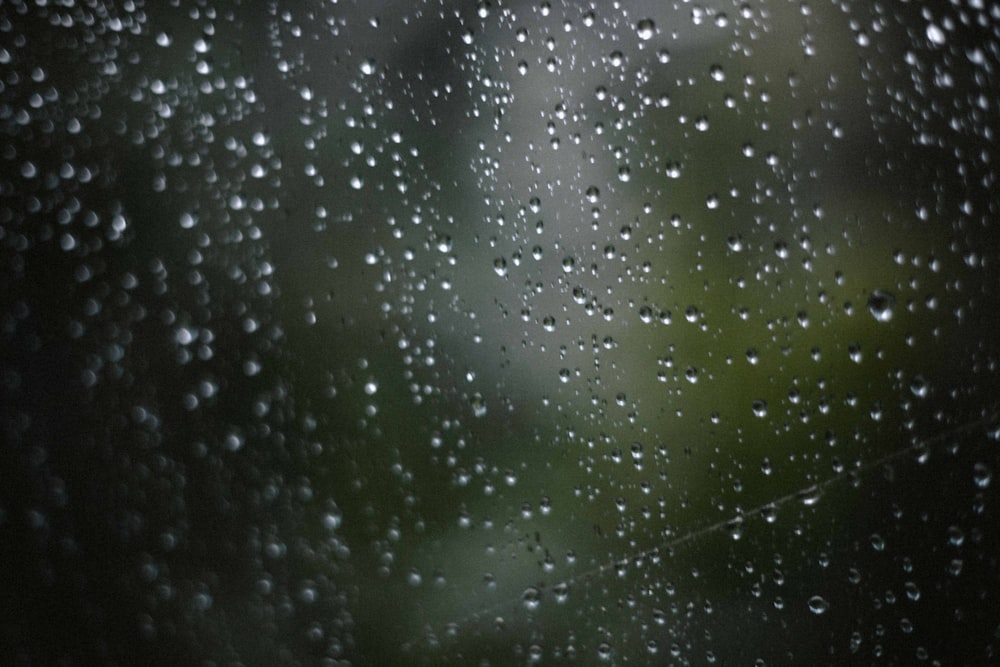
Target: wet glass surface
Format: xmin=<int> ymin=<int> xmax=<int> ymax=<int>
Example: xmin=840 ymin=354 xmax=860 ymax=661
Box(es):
xmin=2 ymin=2 xmax=999 ymax=664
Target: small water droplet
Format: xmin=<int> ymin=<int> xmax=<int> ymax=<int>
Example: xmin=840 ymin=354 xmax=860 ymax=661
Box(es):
xmin=522 ymin=586 xmax=542 ymax=611
xmin=636 ymin=19 xmax=655 ymax=40
xmin=808 ymin=595 xmax=829 ymax=615
xmin=867 ymin=290 xmax=896 ymax=322
xmin=597 ymin=643 xmax=613 ymax=661
xmin=926 ymin=23 xmax=946 ymax=46
xmin=973 ymin=462 xmax=993 ymax=488
xmin=470 ymin=392 xmax=487 ymax=417
xmin=797 ymin=485 xmax=822 ymax=506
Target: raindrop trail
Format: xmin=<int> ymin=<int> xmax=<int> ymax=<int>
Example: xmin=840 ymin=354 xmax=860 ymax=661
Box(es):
xmin=411 ymin=410 xmax=999 ymax=646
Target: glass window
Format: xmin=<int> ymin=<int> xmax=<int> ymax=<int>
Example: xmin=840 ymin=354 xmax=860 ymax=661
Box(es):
xmin=3 ymin=1 xmax=998 ymax=663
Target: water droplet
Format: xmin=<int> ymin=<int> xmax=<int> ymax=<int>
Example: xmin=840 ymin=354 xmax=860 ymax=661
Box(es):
xmin=973 ymin=462 xmax=993 ymax=488
xmin=470 ymin=392 xmax=487 ymax=417
xmin=797 ymin=485 xmax=822 ymax=506
xmin=848 ymin=343 xmax=863 ymax=364
xmin=597 ymin=643 xmax=613 ymax=661
xmin=522 ymin=586 xmax=541 ymax=611
xmin=636 ymin=19 xmax=655 ymax=41
xmin=926 ymin=23 xmax=946 ymax=46
xmin=727 ymin=517 xmax=744 ymax=540
xmin=867 ymin=290 xmax=896 ymax=322
xmin=752 ymin=399 xmax=768 ymax=418
xmin=808 ymin=595 xmax=829 ymax=615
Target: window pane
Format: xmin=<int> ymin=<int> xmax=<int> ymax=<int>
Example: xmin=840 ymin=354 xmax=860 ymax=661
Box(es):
xmin=3 ymin=1 xmax=998 ymax=664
